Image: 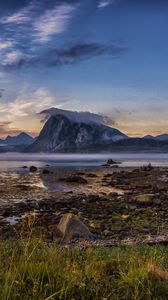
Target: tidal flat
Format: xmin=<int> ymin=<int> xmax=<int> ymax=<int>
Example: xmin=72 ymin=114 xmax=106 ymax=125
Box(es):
xmin=0 ymin=165 xmax=168 ymax=245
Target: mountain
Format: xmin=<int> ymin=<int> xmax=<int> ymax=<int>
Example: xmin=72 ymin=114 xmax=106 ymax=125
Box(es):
xmin=0 ymin=132 xmax=35 ymax=152
xmin=25 ymin=112 xmax=127 ymax=153
xmin=3 ymin=132 xmax=34 ymax=146
xmin=107 ymin=137 xmax=168 ymax=152
xmin=155 ymin=134 xmax=168 ymax=141
xmin=143 ymin=134 xmax=168 ymax=141
xmin=143 ymin=135 xmax=155 ymax=140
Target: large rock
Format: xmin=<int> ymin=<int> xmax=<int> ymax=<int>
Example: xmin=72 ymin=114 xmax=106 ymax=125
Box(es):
xmin=57 ymin=213 xmax=93 ymax=243
xmin=107 ymin=159 xmax=117 ymax=165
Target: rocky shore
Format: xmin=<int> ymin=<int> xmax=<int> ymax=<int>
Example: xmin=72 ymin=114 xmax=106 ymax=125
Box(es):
xmin=0 ymin=164 xmax=168 ymax=244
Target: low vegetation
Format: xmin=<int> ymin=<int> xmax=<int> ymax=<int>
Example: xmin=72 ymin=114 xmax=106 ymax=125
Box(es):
xmin=1 ymin=232 xmax=168 ymax=300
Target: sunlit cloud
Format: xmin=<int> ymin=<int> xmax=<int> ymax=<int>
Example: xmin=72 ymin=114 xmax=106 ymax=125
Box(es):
xmin=0 ymin=86 xmax=74 ymax=137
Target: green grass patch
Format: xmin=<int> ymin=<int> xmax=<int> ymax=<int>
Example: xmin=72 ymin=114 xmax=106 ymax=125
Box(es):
xmin=1 ymin=238 xmax=168 ymax=299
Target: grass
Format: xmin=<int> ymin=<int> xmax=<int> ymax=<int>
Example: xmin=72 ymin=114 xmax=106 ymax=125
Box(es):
xmin=1 ymin=236 xmax=168 ymax=300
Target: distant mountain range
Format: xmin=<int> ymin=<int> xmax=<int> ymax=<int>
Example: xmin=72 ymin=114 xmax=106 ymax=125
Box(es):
xmin=0 ymin=133 xmax=35 ymax=152
xmin=143 ymin=134 xmax=168 ymax=141
xmin=1 ymin=108 xmax=168 ymax=153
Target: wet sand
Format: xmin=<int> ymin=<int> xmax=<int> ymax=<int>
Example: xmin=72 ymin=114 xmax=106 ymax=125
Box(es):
xmin=1 ymin=165 xmax=168 ymax=244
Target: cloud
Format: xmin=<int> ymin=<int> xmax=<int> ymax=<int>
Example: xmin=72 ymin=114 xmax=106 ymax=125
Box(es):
xmin=33 ymin=3 xmax=77 ymax=43
xmin=1 ymin=1 xmax=36 ymax=25
xmin=0 ymin=122 xmax=22 ymax=137
xmin=1 ymin=1 xmax=78 ymax=45
xmin=0 ymin=40 xmax=13 ymax=50
xmin=0 ymin=87 xmax=55 ymax=133
xmin=2 ymin=50 xmax=23 ymax=66
xmin=1 ymin=41 xmax=126 ymax=69
xmin=0 ymin=1 xmax=79 ymax=70
xmin=47 ymin=42 xmax=127 ymax=66
xmin=98 ymin=0 xmax=115 ymax=8
xmin=0 ymin=86 xmax=75 ymax=137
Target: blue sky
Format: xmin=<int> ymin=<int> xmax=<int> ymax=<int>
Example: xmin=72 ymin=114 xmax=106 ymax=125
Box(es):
xmin=0 ymin=0 xmax=168 ymax=137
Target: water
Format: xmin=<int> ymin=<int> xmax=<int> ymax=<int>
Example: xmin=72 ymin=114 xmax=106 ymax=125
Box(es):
xmin=0 ymin=152 xmax=167 ymax=171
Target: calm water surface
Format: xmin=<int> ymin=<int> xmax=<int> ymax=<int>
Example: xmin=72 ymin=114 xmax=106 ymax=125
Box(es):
xmin=0 ymin=152 xmax=167 ymax=171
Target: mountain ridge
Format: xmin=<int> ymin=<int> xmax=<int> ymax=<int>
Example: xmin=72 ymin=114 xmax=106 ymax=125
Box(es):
xmin=25 ymin=112 xmax=127 ymax=153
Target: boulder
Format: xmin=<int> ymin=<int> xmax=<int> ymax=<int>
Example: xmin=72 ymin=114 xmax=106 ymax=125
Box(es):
xmin=57 ymin=213 xmax=93 ymax=243
xmin=107 ymin=159 xmax=117 ymax=165
xmin=29 ymin=166 xmax=37 ymax=173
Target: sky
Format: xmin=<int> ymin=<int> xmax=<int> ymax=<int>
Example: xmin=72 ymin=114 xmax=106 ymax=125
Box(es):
xmin=0 ymin=0 xmax=168 ymax=138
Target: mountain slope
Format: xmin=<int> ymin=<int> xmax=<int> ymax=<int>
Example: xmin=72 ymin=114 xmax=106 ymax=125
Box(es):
xmin=25 ymin=114 xmax=127 ymax=153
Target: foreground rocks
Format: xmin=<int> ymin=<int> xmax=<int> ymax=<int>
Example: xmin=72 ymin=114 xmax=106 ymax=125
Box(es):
xmin=1 ymin=166 xmax=168 ymax=244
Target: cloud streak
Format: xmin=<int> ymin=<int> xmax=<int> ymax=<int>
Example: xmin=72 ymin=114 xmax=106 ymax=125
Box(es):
xmin=1 ymin=1 xmax=36 ymax=25
xmin=98 ymin=0 xmax=115 ymax=9
xmin=1 ymin=41 xmax=127 ymax=69
xmin=1 ymin=1 xmax=78 ymax=45
xmin=33 ymin=3 xmax=77 ymax=43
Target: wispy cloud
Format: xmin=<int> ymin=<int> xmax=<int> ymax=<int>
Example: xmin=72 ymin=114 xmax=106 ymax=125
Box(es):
xmin=33 ymin=3 xmax=77 ymax=43
xmin=0 ymin=86 xmax=56 ymax=136
xmin=1 ymin=1 xmax=78 ymax=45
xmin=0 ymin=40 xmax=13 ymax=50
xmin=2 ymin=50 xmax=23 ymax=66
xmin=0 ymin=86 xmax=76 ymax=135
xmin=0 ymin=122 xmax=21 ymax=137
xmin=98 ymin=0 xmax=115 ymax=9
xmin=1 ymin=1 xmax=36 ymax=25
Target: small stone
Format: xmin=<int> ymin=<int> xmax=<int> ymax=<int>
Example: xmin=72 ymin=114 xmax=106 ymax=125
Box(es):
xmin=29 ymin=166 xmax=37 ymax=173
xmin=42 ymin=169 xmax=50 ymax=175
xmin=135 ymin=194 xmax=155 ymax=203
